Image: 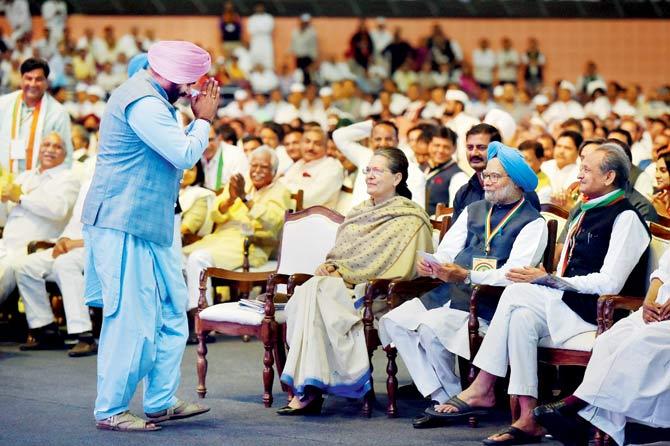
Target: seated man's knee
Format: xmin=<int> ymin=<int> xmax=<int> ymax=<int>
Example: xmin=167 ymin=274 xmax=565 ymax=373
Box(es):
xmin=187 ymin=249 xmax=213 ymax=269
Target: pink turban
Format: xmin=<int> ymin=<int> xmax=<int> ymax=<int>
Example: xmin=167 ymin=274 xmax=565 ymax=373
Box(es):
xmin=147 ymin=41 xmax=211 ymax=84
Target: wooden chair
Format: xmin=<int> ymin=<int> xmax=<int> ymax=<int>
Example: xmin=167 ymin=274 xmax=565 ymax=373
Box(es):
xmin=283 ymin=215 xmax=452 ymax=418
xmin=195 ymin=206 xmax=344 ymax=407
xmin=655 ymin=213 xmax=670 ymax=228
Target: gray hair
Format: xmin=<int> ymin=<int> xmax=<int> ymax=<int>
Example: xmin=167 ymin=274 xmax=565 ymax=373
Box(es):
xmin=595 ymin=142 xmax=631 ymax=189
xmin=250 ymin=145 xmax=279 ymax=176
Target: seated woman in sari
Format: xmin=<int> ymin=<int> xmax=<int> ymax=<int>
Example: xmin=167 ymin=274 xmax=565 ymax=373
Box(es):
xmin=278 ymin=147 xmax=434 ymax=415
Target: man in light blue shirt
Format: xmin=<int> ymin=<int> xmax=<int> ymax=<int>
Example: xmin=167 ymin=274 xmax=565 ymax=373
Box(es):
xmin=81 ymin=41 xmax=219 ymax=432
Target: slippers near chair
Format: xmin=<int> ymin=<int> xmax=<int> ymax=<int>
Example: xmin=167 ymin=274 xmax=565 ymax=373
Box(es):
xmin=95 ymin=411 xmax=161 ymax=432
xmin=481 ymin=426 xmax=544 ymax=446
xmin=424 ymin=395 xmax=489 ymax=420
xmin=145 ymin=399 xmax=210 ymax=423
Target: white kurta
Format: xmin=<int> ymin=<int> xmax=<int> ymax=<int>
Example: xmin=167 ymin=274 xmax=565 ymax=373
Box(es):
xmin=332 ymin=120 xmax=427 ymax=210
xmin=378 ymin=208 xmax=547 ymax=402
xmin=542 ymin=100 xmax=586 ymax=124
xmin=201 ymin=142 xmax=249 ymax=191
xmin=473 ymin=210 xmax=650 ymax=398
xmin=540 ymin=159 xmax=579 ymax=194
xmin=279 ymin=156 xmax=344 ymax=209
xmin=248 ymin=13 xmax=275 ymax=69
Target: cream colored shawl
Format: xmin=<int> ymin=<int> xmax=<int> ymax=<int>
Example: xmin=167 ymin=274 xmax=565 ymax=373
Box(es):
xmin=325 ymin=196 xmax=431 ymax=284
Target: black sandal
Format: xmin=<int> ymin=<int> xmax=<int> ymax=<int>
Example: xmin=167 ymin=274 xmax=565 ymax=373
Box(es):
xmin=424 ymin=395 xmax=489 ymax=419
xmin=481 ymin=426 xmax=544 ymax=445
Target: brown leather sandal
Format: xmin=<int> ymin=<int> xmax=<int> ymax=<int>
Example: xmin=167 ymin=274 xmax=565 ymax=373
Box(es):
xmin=95 ymin=411 xmax=161 ymax=432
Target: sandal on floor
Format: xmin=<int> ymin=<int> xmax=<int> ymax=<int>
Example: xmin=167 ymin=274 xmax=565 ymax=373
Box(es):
xmin=481 ymin=426 xmax=543 ymax=445
xmin=145 ymin=399 xmax=210 ymax=423
xmin=424 ymin=395 xmax=489 ymax=419
xmin=96 ymin=411 xmax=162 ymax=432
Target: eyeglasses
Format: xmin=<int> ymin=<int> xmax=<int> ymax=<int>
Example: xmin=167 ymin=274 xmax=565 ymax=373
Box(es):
xmin=362 ymin=166 xmax=390 ymax=177
xmin=481 ymin=171 xmax=508 ymax=183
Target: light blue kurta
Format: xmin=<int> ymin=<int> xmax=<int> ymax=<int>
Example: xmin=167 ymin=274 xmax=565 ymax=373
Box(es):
xmin=83 ymin=71 xmax=209 ymax=420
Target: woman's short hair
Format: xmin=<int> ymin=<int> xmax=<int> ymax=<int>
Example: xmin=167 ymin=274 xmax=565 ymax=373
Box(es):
xmin=250 ymin=145 xmax=279 ymax=176
xmin=373 ymin=147 xmax=412 ymax=200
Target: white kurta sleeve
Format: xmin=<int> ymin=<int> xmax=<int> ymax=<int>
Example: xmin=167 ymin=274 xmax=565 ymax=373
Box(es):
xmin=20 ymin=171 xmax=79 ymax=221
xmin=560 ymin=210 xmax=650 ymax=295
xmin=471 ymin=217 xmax=548 ymax=286
xmin=649 ymin=248 xmax=670 ymax=284
xmin=127 ymin=97 xmax=210 ymax=170
xmin=332 ymin=120 xmax=374 ymax=168
xmin=433 ymin=207 xmax=469 ymax=264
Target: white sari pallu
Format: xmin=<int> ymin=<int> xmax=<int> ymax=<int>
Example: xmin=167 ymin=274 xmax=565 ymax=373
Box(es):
xmin=280 ymin=276 xmax=372 ymax=399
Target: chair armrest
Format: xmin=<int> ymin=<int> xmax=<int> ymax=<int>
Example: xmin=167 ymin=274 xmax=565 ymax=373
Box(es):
xmin=287 ymin=273 xmax=313 ymax=295
xmin=197 ymin=267 xmax=273 ymax=310
xmin=386 ymin=277 xmax=442 ymax=308
xmin=27 ymin=240 xmax=56 ymax=254
xmin=597 ymin=295 xmax=643 ymax=334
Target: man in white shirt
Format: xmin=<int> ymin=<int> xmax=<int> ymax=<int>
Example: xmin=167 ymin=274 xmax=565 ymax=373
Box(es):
xmin=0 ymin=58 xmax=73 ymax=174
xmin=248 ymin=64 xmax=279 ymax=94
xmin=542 ymin=80 xmax=585 ymax=125
xmin=201 ymin=124 xmax=249 ymax=192
xmin=41 ymin=0 xmax=68 ymax=46
xmin=432 ymin=143 xmax=650 ymax=445
xmin=379 ymin=142 xmax=547 ymax=429
xmin=274 ymin=83 xmax=303 ymax=124
xmin=0 ymin=131 xmax=79 ymax=305
xmin=279 ymin=127 xmax=343 ymax=209
xmin=444 ymin=89 xmax=481 ymax=176
xmin=496 ymin=37 xmax=519 ymax=85
xmin=333 ymin=119 xmax=426 ymax=211
xmin=247 ymin=2 xmax=274 ymax=70
xmin=290 ymin=14 xmax=318 ymax=85
xmin=15 ymin=178 xmax=96 ymax=356
xmin=369 ymin=17 xmax=392 ymax=62
xmin=0 ymin=0 xmax=31 ymax=43
xmin=472 ymin=38 xmax=495 ymax=89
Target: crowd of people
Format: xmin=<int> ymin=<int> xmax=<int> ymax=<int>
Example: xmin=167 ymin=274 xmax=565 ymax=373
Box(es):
xmin=1 ymin=3 xmax=670 ymax=444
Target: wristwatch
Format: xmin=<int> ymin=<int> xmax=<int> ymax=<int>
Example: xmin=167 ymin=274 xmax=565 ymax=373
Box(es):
xmin=463 ymin=270 xmax=472 ymax=285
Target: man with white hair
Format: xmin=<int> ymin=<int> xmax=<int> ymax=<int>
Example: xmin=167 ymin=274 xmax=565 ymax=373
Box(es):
xmin=444 ymin=89 xmax=480 ymax=175
xmin=542 ymin=80 xmax=585 ymax=124
xmin=431 ymin=143 xmax=650 ymax=446
xmin=0 ymin=131 xmax=79 ymax=306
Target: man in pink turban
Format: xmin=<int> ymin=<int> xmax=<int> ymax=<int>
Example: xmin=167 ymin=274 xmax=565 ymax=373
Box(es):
xmin=82 ymin=41 xmax=220 ymax=432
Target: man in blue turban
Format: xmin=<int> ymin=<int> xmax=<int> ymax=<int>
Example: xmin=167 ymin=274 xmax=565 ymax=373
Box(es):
xmin=379 ymin=140 xmax=548 ymax=430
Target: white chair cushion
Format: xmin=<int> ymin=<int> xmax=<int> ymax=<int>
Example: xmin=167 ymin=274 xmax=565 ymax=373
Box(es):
xmin=199 ymin=302 xmax=286 ymax=325
xmin=538 ymin=330 xmax=596 ymax=352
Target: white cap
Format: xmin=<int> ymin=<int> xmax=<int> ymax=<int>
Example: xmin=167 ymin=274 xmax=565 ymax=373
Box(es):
xmin=586 ymin=80 xmax=607 ymax=97
xmin=319 ymin=87 xmax=333 ymax=97
xmin=445 ymin=89 xmax=469 ymax=105
xmin=559 ymin=80 xmax=576 ymax=94
xmin=492 ymin=85 xmax=504 ymax=98
xmin=86 ymin=85 xmax=105 ymax=98
xmin=75 ymin=83 xmax=89 ymax=93
xmin=289 ymin=83 xmax=306 ymax=94
xmin=300 ymin=13 xmax=311 ymax=22
xmin=484 ymin=109 xmax=517 ymax=143
xmin=532 ymin=94 xmax=549 ymax=106
xmin=234 ymin=89 xmax=249 ymax=101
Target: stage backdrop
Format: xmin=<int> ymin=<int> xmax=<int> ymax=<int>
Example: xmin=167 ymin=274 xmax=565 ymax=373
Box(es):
xmin=3 ymin=15 xmax=669 ymax=91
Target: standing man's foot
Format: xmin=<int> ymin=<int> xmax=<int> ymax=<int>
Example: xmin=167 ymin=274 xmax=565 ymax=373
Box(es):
xmin=19 ymin=324 xmax=65 ymax=351
xmin=68 ymin=336 xmax=98 ymax=357
xmin=145 ymin=400 xmax=210 ymax=423
xmin=96 ymin=411 xmax=161 ymax=431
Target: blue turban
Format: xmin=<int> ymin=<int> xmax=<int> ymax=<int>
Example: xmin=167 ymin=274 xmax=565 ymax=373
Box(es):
xmin=487 ymin=141 xmax=538 ymax=192
xmin=127 ymin=52 xmax=149 ymax=77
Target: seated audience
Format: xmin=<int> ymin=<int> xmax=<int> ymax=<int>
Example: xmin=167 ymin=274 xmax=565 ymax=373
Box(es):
xmin=541 ymin=130 xmax=582 ymax=199
xmin=184 ymin=146 xmax=291 ymax=320
xmin=430 ymin=143 xmax=649 ymax=445
xmin=279 ymin=127 xmax=344 ymax=208
xmin=333 ymin=119 xmax=427 ymax=211
xmin=0 ymin=131 xmax=79 ymax=305
xmin=534 ymin=247 xmax=670 ymax=446
xmin=201 ymin=124 xmax=249 ymax=192
xmin=278 ymin=148 xmax=433 ymax=415
xmin=424 ymin=126 xmax=467 ymax=213
xmin=379 ymin=142 xmax=547 ymax=429
xmin=452 ymin=124 xmax=541 ymax=221
xmin=282 ymin=126 xmax=303 ymax=163
xmin=15 ymin=179 xmax=94 ymax=356
xmin=519 ymin=140 xmax=551 ymax=203
xmin=607 ymin=128 xmax=654 ymax=199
